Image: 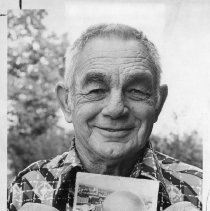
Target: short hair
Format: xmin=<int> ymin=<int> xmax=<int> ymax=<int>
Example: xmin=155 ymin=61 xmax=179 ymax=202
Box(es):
xmin=64 ymin=23 xmax=161 ymax=97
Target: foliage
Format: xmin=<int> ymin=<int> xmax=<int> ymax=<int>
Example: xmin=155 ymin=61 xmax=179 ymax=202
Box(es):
xmin=151 ymin=131 xmax=202 ymax=169
xmin=7 ymin=10 xmax=70 ymax=176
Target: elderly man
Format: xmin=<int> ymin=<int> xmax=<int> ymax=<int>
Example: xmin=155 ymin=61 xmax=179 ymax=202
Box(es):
xmin=8 ymin=24 xmax=202 ymax=211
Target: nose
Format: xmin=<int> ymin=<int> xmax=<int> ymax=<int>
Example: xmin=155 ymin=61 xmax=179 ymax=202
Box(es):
xmin=101 ymin=89 xmax=128 ymax=119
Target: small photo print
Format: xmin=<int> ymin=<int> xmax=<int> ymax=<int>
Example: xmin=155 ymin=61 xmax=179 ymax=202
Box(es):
xmin=73 ymin=172 xmax=160 ymax=211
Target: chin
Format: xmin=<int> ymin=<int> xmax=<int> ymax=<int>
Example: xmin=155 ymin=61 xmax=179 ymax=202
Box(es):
xmin=95 ymin=143 xmax=131 ymax=161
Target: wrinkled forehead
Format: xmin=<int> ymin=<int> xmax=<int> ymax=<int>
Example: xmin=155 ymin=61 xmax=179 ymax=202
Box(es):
xmin=74 ymin=38 xmax=155 ymax=85
xmin=78 ymin=37 xmax=149 ymax=62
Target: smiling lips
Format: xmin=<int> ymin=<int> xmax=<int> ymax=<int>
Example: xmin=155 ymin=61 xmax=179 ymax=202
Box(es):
xmin=95 ymin=126 xmax=134 ymax=138
xmin=97 ymin=127 xmax=133 ymax=132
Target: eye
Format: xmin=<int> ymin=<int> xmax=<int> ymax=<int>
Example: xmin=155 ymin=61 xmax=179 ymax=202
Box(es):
xmin=126 ymin=89 xmax=151 ymax=101
xmin=86 ymin=88 xmax=108 ymax=100
xmin=89 ymin=88 xmax=107 ymax=95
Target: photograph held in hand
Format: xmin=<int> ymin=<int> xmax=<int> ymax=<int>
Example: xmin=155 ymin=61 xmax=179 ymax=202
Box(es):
xmin=73 ymin=172 xmax=160 ymax=211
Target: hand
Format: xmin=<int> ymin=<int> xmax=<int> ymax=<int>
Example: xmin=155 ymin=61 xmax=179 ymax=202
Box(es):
xmin=164 ymin=202 xmax=199 ymax=211
xmin=19 ymin=203 xmax=59 ymax=211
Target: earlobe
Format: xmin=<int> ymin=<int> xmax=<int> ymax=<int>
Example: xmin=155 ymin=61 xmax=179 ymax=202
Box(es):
xmin=154 ymin=84 xmax=168 ymax=122
xmin=55 ymin=82 xmax=72 ymax=123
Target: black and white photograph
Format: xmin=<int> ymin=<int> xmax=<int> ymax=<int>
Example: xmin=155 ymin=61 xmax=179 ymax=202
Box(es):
xmin=73 ymin=172 xmax=160 ymax=211
xmin=0 ymin=0 xmax=209 ymax=210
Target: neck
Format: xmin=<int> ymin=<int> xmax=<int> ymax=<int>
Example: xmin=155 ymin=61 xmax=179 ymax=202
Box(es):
xmin=74 ymin=140 xmax=144 ymax=177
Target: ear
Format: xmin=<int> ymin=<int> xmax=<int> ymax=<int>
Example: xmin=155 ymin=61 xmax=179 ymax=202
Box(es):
xmin=154 ymin=84 xmax=168 ymax=122
xmin=55 ymin=82 xmax=72 ymax=123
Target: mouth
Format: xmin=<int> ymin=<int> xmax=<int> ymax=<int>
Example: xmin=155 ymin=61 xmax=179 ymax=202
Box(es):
xmin=96 ymin=126 xmax=133 ymax=132
xmin=94 ymin=126 xmax=134 ymax=138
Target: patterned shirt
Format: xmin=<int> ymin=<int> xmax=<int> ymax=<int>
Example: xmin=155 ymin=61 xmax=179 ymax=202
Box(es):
xmin=8 ymin=141 xmax=202 ymax=211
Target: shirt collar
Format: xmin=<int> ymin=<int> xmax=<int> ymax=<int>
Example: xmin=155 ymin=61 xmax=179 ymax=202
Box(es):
xmin=130 ymin=142 xmax=167 ymax=187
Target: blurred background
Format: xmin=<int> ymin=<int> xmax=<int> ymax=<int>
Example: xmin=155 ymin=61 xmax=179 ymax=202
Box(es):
xmin=8 ymin=0 xmax=209 ymax=181
xmin=7 ymin=10 xmax=71 ymax=179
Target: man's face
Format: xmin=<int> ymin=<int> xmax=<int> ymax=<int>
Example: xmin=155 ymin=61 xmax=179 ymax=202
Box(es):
xmin=70 ymin=38 xmax=158 ymax=161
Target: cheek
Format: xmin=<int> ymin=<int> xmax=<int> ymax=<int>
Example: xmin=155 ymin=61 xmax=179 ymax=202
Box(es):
xmin=130 ymin=102 xmax=156 ymax=140
xmin=130 ymin=102 xmax=156 ymax=122
xmin=129 ymin=104 xmax=155 ymax=149
xmin=72 ymin=101 xmax=103 ymax=130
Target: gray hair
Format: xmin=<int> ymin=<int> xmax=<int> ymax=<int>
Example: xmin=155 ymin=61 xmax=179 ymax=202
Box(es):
xmin=64 ymin=23 xmax=161 ymax=97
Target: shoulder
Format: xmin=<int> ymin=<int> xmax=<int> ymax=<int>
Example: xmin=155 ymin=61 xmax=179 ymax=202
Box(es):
xmin=12 ymin=151 xmax=70 ymax=187
xmin=8 ymin=151 xmax=69 ymax=211
xmin=155 ymin=151 xmax=202 ymax=178
xmin=155 ymin=151 xmax=202 ymax=209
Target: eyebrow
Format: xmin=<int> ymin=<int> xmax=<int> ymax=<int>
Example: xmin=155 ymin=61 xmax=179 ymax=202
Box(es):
xmin=123 ymin=72 xmax=153 ymax=88
xmin=81 ymin=72 xmax=110 ymax=88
